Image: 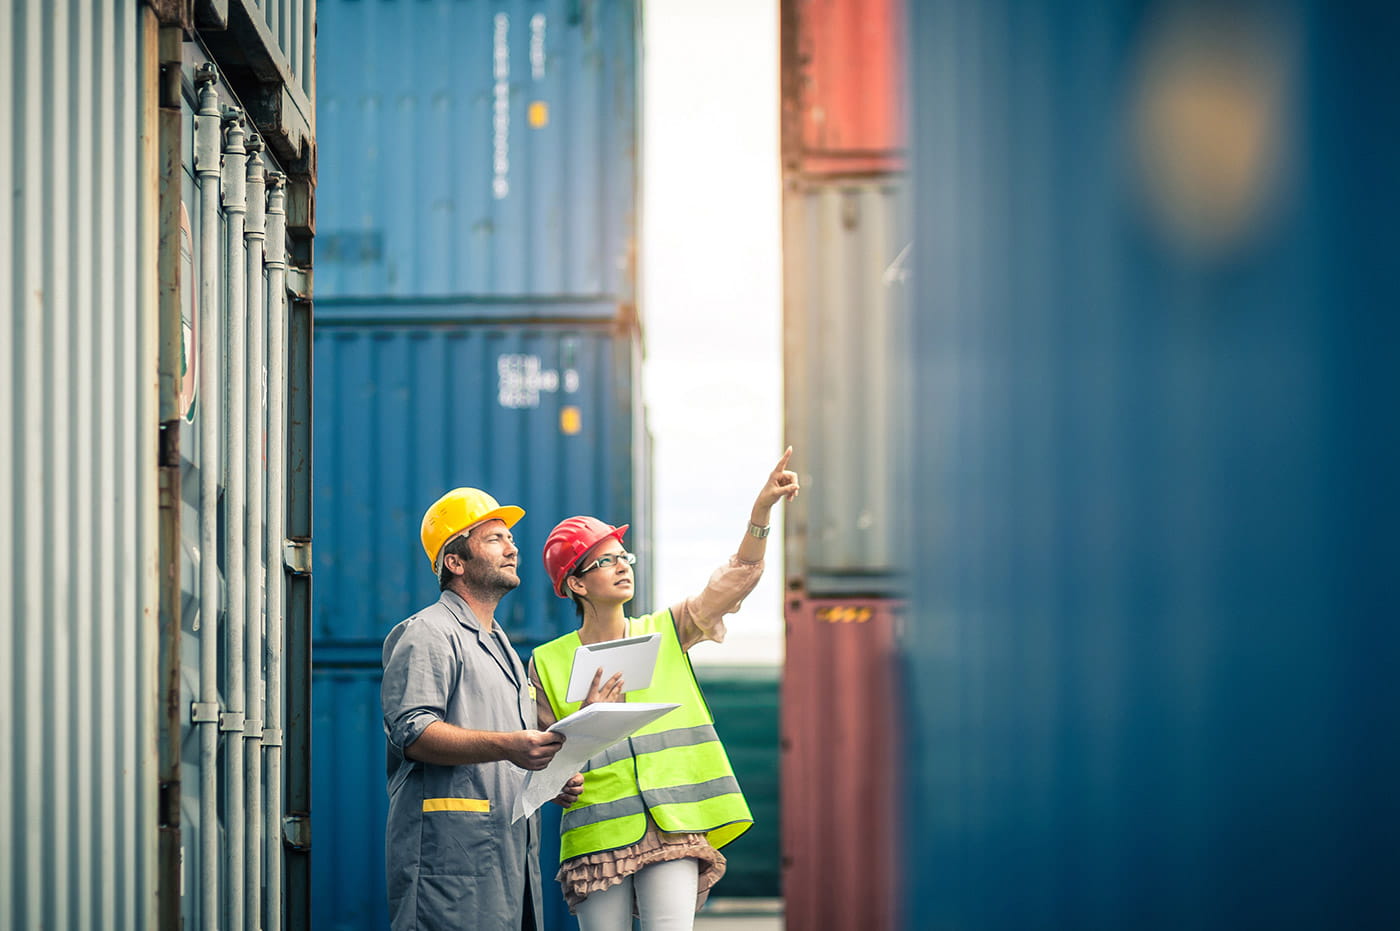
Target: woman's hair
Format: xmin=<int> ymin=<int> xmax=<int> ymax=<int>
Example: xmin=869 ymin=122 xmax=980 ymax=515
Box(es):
xmin=437 ymin=533 xmax=475 ymax=591
xmin=568 ymin=570 xmax=587 ymax=619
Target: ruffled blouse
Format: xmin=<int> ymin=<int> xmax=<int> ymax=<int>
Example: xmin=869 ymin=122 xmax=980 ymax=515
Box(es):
xmin=527 ymin=555 xmax=764 ymax=912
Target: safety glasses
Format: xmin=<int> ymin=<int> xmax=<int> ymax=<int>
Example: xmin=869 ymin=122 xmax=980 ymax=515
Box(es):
xmin=577 ymin=552 xmax=637 ymax=575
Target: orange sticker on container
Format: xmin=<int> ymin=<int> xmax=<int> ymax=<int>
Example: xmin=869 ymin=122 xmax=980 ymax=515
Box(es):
xmin=560 ymin=406 xmax=581 ymax=435
xmin=817 ymin=606 xmax=873 ymax=624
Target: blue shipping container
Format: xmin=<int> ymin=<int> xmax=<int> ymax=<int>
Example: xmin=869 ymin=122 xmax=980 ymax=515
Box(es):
xmin=903 ymin=1 xmax=1400 ymax=928
xmin=311 ymin=2 xmax=643 ymax=925
xmin=315 ymin=0 xmax=639 ymax=303
xmin=311 ymin=315 xmax=650 ymax=929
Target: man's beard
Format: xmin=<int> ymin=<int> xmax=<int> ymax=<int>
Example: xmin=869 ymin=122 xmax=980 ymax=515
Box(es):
xmin=460 ymin=559 xmax=520 ymax=595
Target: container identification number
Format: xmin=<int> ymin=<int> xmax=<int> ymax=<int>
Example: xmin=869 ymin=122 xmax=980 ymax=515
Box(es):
xmin=498 ymin=354 xmax=580 ymax=409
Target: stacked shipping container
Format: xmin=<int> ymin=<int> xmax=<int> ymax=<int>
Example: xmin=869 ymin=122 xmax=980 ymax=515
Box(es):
xmin=779 ymin=1 xmax=907 ymax=928
xmin=902 ymin=0 xmax=1400 ymax=928
xmin=3 ymin=2 xmax=316 ymax=929
xmin=310 ymin=2 xmax=646 ymax=928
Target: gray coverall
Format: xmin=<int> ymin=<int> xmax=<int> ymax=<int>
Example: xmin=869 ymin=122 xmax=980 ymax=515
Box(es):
xmin=382 ymin=590 xmax=545 ymax=930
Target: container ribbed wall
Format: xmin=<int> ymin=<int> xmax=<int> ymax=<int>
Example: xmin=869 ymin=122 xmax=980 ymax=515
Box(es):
xmin=781 ymin=597 xmax=901 ymax=931
xmin=315 ymin=0 xmax=639 ymax=302
xmin=175 ymin=47 xmax=306 ymax=931
xmin=312 ymin=318 xmax=650 ymax=650
xmin=782 ymin=179 xmax=909 ymax=596
xmin=2 ymin=2 xmax=158 ymax=927
xmin=904 ymin=0 xmax=1400 ymax=928
xmin=782 ymin=0 xmax=905 ymax=176
xmin=779 ymin=4 xmax=909 ymax=927
xmin=3 ymin=5 xmax=314 ymax=928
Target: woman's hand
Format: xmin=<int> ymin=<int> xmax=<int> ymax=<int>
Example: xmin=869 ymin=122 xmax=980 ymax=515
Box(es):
xmin=739 ymin=447 xmax=800 ymax=562
xmin=581 ymin=666 xmax=625 ymax=707
xmin=552 ymin=773 xmax=585 ymax=808
xmin=755 ymin=446 xmax=801 ymax=511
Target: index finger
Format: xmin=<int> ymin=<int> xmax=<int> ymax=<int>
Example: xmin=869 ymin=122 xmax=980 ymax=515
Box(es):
xmin=773 ymin=445 xmax=793 ymax=473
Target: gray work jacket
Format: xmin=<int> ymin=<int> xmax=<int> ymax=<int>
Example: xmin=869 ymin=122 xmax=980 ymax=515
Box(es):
xmin=381 ymin=590 xmax=544 ymax=931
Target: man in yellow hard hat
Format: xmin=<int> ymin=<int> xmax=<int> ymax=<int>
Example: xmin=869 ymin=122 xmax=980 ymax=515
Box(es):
xmin=381 ymin=487 xmax=583 ymax=931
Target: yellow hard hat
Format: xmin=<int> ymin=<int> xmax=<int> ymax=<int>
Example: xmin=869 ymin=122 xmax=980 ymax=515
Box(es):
xmin=420 ymin=487 xmax=525 ymax=573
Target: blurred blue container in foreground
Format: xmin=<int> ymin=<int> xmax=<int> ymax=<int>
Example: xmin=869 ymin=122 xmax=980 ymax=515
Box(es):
xmin=311 ymin=2 xmax=644 ymax=928
xmin=903 ymin=0 xmax=1400 ymax=928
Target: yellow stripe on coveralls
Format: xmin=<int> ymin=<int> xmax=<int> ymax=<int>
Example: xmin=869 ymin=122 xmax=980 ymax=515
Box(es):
xmin=422 ymin=798 xmax=490 ymax=813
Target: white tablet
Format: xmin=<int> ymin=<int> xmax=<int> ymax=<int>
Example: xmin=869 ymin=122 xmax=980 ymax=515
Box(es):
xmin=565 ymin=632 xmax=663 ymax=703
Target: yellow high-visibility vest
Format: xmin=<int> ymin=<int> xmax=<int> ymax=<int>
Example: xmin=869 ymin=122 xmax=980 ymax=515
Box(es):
xmin=533 ymin=610 xmax=753 ymax=861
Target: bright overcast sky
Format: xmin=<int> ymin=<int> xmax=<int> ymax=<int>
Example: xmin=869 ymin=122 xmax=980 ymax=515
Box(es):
xmin=640 ymin=0 xmax=784 ymax=665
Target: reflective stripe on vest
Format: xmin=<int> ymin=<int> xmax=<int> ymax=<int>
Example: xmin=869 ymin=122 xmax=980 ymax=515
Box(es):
xmin=533 ymin=610 xmax=753 ymax=860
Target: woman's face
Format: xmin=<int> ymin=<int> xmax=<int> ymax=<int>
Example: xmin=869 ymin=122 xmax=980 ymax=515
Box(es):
xmin=569 ymin=541 xmax=636 ymax=606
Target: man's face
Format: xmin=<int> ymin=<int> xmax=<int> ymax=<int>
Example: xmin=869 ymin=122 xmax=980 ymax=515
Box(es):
xmin=449 ymin=519 xmax=521 ymax=595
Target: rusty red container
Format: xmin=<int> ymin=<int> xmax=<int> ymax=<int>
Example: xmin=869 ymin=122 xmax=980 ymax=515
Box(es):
xmin=782 ymin=0 xmax=906 ymax=176
xmin=781 ymin=595 xmax=903 ymax=930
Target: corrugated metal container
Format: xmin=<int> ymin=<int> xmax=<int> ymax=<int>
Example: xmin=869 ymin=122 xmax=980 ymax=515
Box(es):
xmin=903 ymin=1 xmax=1400 ymax=928
xmin=173 ymin=40 xmax=315 ymax=931
xmin=314 ymin=0 xmax=640 ymax=301
xmin=3 ymin=3 xmax=158 ymax=926
xmin=782 ymin=179 xmax=909 ymax=596
xmin=694 ymin=665 xmax=782 ymax=899
xmin=312 ymin=315 xmax=651 ymax=648
xmin=781 ymin=0 xmax=905 ymax=177
xmin=781 ymin=597 xmax=902 ymax=931
xmin=310 ymin=312 xmax=651 ymax=930
xmin=4 ymin=4 xmax=315 ymax=929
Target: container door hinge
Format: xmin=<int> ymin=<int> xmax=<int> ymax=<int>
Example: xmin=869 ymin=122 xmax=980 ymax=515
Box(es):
xmin=219 ymin=712 xmax=245 ymax=733
xmin=190 ymin=702 xmax=220 ymax=723
xmin=262 ymin=727 xmax=283 ymax=748
xmin=283 ymin=538 xmax=312 ymax=575
xmin=285 ymin=266 xmax=311 ymax=301
xmin=283 ymin=813 xmax=311 ymax=851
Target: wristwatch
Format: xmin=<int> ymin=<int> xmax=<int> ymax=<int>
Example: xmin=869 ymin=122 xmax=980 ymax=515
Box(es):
xmin=747 ymin=522 xmax=771 ymax=539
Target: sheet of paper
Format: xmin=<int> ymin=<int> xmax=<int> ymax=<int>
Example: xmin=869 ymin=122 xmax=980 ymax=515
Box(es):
xmin=511 ymin=702 xmax=680 ymax=823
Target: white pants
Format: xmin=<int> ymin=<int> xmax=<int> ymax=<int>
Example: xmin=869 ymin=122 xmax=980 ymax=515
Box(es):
xmin=574 ymin=857 xmax=700 ymax=931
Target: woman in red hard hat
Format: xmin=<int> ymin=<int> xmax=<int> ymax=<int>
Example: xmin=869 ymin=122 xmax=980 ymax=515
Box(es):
xmin=529 ymin=448 xmax=800 ymax=930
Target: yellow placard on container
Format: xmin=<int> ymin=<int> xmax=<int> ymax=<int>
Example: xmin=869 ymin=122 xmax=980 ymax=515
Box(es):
xmin=529 ymin=101 xmax=549 ymax=128
xmin=817 ymin=606 xmax=873 ymax=624
xmin=560 ymin=406 xmax=582 ymax=435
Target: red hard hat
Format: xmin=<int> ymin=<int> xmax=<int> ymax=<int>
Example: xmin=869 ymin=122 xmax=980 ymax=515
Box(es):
xmin=542 ymin=516 xmax=630 ymax=597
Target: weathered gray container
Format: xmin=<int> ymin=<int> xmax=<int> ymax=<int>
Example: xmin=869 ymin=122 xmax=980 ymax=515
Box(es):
xmin=2 ymin=3 xmax=315 ymax=929
xmin=782 ymin=178 xmax=910 ymax=597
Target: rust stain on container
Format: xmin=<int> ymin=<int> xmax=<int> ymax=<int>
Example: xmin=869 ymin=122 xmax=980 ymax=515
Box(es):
xmin=784 ymin=0 xmax=906 ymax=176
xmin=782 ymin=595 xmax=903 ymax=931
